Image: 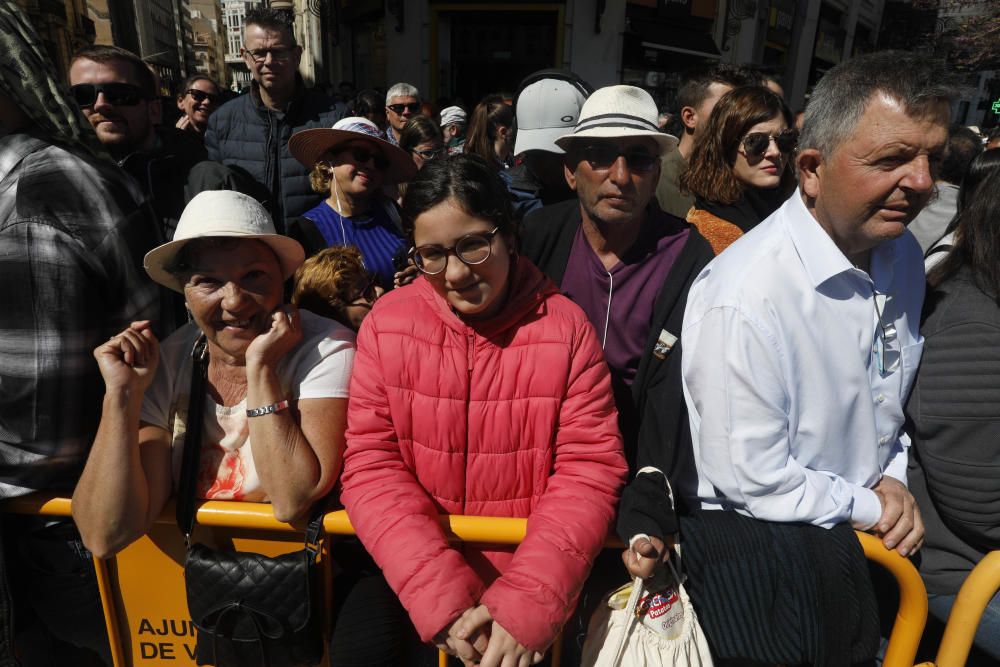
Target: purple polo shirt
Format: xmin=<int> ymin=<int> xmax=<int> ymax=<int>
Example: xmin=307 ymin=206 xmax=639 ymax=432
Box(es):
xmin=561 ymin=209 xmax=689 ymax=387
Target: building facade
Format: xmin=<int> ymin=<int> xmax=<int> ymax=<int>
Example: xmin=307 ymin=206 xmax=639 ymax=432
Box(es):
xmin=15 ymin=0 xmax=95 ymax=80
xmin=189 ymin=1 xmax=228 ymax=86
xmin=223 ymin=0 xmax=259 ymax=90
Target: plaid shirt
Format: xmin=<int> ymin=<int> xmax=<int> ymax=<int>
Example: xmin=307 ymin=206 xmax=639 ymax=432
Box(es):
xmin=0 ymin=132 xmax=162 ymax=498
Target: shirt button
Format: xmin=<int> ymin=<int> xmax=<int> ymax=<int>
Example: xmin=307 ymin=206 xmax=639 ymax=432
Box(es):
xmin=879 ymin=436 xmax=890 ymax=445
xmin=876 ymin=394 xmax=886 ymax=404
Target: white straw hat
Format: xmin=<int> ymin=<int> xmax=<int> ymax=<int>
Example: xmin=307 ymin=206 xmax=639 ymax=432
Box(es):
xmin=288 ymin=116 xmax=416 ymax=185
xmin=144 ymin=191 xmax=305 ymax=293
xmin=554 ymin=85 xmax=678 ymax=154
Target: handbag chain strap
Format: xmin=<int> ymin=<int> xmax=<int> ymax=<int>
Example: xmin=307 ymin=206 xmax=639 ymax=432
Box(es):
xmin=174 ymin=336 xmax=324 ymax=546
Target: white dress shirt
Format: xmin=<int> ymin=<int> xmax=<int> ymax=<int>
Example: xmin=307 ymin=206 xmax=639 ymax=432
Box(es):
xmin=681 ymin=190 xmax=924 ymax=530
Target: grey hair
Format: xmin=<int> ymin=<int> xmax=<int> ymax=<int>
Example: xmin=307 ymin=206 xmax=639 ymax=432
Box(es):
xmin=385 ymin=83 xmax=420 ymax=105
xmin=800 ymin=51 xmax=958 ymax=156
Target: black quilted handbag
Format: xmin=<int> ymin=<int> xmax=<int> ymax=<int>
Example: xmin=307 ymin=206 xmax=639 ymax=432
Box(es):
xmin=177 ymin=338 xmax=325 ymax=667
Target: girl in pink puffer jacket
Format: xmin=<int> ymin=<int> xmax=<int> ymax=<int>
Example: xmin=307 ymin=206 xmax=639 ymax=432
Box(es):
xmin=340 ymin=154 xmax=628 ymax=666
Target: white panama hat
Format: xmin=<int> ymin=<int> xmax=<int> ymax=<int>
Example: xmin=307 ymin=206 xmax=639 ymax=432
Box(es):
xmin=554 ymin=85 xmax=678 ymax=154
xmin=144 ymin=190 xmax=305 ymax=293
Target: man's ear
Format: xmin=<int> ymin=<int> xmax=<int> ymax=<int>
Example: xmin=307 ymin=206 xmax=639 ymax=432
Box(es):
xmin=680 ymin=105 xmax=697 ymax=132
xmin=564 ymin=162 xmax=577 ymax=192
xmin=797 ymin=148 xmax=822 ymax=199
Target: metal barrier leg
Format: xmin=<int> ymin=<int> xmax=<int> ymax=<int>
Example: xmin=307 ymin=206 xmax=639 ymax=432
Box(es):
xmin=935 ymin=551 xmax=1000 ymax=667
xmin=93 ymin=557 xmax=127 ymax=667
xmin=857 ymin=532 xmax=928 ymax=667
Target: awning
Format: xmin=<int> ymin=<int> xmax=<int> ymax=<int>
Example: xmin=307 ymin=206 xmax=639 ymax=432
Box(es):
xmin=629 ymin=23 xmax=721 ymax=60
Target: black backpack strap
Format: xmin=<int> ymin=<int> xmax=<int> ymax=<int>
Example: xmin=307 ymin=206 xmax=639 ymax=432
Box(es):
xmin=176 ymin=336 xmax=209 ymax=539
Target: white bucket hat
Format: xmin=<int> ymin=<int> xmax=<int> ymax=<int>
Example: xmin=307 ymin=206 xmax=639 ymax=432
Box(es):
xmin=439 ymin=106 xmax=467 ymax=128
xmin=554 ymin=85 xmax=678 ymax=154
xmin=514 ymin=78 xmax=589 ymax=155
xmin=144 ymin=191 xmax=305 ymax=293
xmin=288 ymin=116 xmax=417 ymax=185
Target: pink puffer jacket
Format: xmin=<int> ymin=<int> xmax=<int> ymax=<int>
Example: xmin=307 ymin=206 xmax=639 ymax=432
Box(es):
xmin=341 ymin=258 xmax=627 ymax=652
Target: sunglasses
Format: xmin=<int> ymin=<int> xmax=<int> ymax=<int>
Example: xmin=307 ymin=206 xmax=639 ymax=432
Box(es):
xmin=412 ymin=147 xmax=445 ymax=161
xmin=410 ymin=227 xmax=499 ymax=275
xmin=70 ymin=82 xmax=148 ymax=108
xmin=186 ymin=89 xmax=221 ymax=104
xmin=741 ymin=130 xmax=799 ymax=159
xmin=578 ymin=144 xmax=659 ymax=173
xmin=347 ymin=273 xmax=380 ymax=305
xmin=339 ymin=145 xmax=389 ymax=171
xmin=387 ymin=103 xmax=421 ymax=115
xmin=243 ymin=47 xmax=296 ymax=63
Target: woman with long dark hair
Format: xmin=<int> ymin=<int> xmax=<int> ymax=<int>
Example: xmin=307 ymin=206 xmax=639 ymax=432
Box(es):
xmin=464 ymin=94 xmax=515 ymax=169
xmin=680 ymin=86 xmax=796 ymax=254
xmin=340 ymin=154 xmax=627 ymax=665
xmin=906 ymin=158 xmax=1000 ymax=664
xmin=924 ymin=148 xmax=1000 ymax=270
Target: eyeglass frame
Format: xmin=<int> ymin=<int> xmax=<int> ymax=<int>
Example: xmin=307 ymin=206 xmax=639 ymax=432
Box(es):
xmin=409 ymin=226 xmax=501 ymax=275
xmin=411 ymin=146 xmax=445 ymax=161
xmin=327 ymin=142 xmax=390 ymax=171
xmin=739 ymin=129 xmax=799 ymax=160
xmin=185 ymin=88 xmax=221 ymax=104
xmin=387 ymin=102 xmax=422 ymax=115
xmin=70 ymin=82 xmax=150 ymax=108
xmin=242 ymin=46 xmax=298 ymax=64
xmin=576 ymin=143 xmax=660 ymax=174
xmin=346 ymin=272 xmax=380 ymax=306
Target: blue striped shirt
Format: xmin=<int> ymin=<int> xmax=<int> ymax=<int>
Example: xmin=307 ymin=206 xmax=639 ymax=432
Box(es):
xmin=302 ymin=200 xmax=405 ymax=289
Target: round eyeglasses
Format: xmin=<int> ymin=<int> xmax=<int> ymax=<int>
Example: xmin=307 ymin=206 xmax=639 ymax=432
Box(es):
xmin=410 ymin=227 xmax=500 ymax=275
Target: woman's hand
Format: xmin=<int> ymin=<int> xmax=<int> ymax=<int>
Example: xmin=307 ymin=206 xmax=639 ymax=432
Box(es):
xmin=175 ymin=114 xmax=192 ymax=131
xmin=457 ymin=605 xmax=544 ymax=667
xmin=94 ymin=321 xmax=159 ymax=394
xmin=245 ymin=305 xmax=303 ymax=369
xmin=393 ymin=263 xmax=419 ymax=288
xmin=621 ymin=533 xmax=675 ymax=580
xmin=433 ymin=607 xmax=489 ymax=666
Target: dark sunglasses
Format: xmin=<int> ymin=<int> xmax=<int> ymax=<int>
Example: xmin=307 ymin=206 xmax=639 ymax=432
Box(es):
xmin=412 ymin=147 xmax=444 ymax=161
xmin=741 ymin=130 xmax=799 ymax=159
xmin=70 ymin=82 xmax=148 ymax=108
xmin=186 ymin=89 xmax=221 ymax=104
xmin=387 ymin=103 xmax=421 ymax=114
xmin=579 ymin=144 xmax=659 ymax=173
xmin=340 ymin=146 xmax=389 ymax=171
xmin=347 ymin=273 xmax=380 ymax=304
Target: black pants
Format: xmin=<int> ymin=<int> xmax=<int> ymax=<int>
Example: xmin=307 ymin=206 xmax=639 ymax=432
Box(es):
xmin=2 ymin=516 xmax=112 ymax=666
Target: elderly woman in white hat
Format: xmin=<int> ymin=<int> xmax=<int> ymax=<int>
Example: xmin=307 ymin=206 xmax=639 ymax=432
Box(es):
xmin=287 ymin=116 xmax=417 ymax=290
xmin=73 ymin=190 xmax=356 ymax=558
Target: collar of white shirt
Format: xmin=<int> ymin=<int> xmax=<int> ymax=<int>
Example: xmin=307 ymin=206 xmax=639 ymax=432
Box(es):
xmin=785 ymin=190 xmax=897 ymax=291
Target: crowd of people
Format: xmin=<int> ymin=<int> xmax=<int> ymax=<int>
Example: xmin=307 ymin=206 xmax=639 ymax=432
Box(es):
xmin=1 ymin=2 xmax=999 ymax=666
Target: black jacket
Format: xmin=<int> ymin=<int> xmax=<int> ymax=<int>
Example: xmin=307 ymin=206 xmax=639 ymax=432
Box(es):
xmin=907 ymin=267 xmax=1000 ymax=595
xmin=521 ymin=199 xmax=714 ymax=541
xmin=205 ymin=80 xmax=345 ymax=231
xmin=119 ymin=127 xmax=242 ymax=241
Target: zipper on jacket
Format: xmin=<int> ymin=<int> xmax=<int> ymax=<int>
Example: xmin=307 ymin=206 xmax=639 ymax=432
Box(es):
xmin=463 ymin=330 xmax=474 ymax=515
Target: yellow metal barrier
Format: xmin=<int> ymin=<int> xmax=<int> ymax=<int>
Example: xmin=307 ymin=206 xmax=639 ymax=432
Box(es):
xmin=932 ymin=550 xmax=1000 ymax=667
xmin=3 ymin=494 xmax=940 ymax=667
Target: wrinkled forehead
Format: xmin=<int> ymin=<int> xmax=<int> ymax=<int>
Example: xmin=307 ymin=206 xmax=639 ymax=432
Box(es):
xmin=183 ymin=237 xmax=281 ymax=272
xmin=244 ymin=24 xmax=295 ymax=48
xmin=388 ymin=96 xmax=418 ymax=106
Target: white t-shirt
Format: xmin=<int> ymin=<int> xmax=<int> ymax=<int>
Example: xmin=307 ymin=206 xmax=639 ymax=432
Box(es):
xmin=140 ymin=310 xmax=355 ymax=501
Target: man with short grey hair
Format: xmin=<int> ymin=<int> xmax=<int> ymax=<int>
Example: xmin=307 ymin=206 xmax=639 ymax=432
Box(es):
xmin=384 ymin=82 xmax=420 ymax=146
xmin=682 ymin=51 xmax=956 ymax=557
